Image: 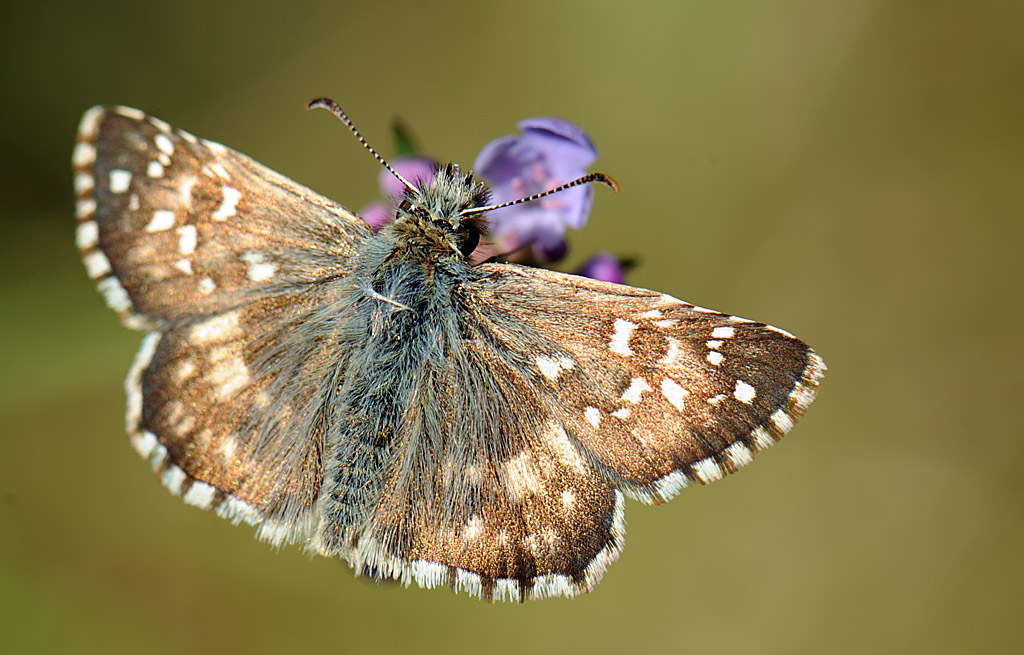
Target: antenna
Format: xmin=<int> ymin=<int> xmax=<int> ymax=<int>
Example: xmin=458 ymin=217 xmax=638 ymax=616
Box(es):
xmin=460 ymin=173 xmax=618 ymax=218
xmin=307 ymin=97 xmax=419 ymax=195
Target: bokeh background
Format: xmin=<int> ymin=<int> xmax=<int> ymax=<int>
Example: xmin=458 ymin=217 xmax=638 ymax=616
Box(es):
xmin=2 ymin=1 xmax=1022 ymax=653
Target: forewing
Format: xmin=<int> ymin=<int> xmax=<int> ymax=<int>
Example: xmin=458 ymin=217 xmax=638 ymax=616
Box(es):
xmin=468 ymin=264 xmax=826 ymax=503
xmin=73 ymin=105 xmax=370 ymax=327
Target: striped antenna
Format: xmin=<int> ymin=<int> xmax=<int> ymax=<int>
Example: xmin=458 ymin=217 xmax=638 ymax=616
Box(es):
xmin=307 ymin=97 xmax=419 ymax=195
xmin=460 ymin=173 xmax=618 ymax=218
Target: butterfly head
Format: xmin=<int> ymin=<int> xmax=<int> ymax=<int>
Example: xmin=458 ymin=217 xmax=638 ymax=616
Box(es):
xmin=305 ymin=97 xmax=617 ymax=262
xmin=393 ymin=163 xmax=491 ymax=258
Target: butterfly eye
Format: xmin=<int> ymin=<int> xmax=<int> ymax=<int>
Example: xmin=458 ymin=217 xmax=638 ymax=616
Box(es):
xmin=457 ymin=221 xmax=480 ymax=256
xmin=398 ymin=199 xmax=412 ymax=213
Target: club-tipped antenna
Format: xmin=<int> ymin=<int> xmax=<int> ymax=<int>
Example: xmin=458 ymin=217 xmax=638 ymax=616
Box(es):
xmin=460 ymin=173 xmax=619 ymax=218
xmin=308 ymin=97 xmax=419 ymax=195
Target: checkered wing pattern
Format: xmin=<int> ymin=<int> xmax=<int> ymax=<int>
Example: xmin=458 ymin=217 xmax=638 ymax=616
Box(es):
xmin=313 ymin=303 xmax=624 ymax=601
xmin=474 ymin=265 xmax=825 ymax=503
xmin=312 ymin=263 xmax=822 ymax=602
xmin=74 ymin=104 xmax=826 ymax=603
xmin=74 ymin=106 xmax=370 ymax=541
xmin=73 ymin=106 xmax=370 ymax=327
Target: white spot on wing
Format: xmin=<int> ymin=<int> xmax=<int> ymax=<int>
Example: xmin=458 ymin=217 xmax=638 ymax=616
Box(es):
xmin=183 ymin=481 xmax=217 ymax=509
xmin=462 ymin=515 xmax=484 ymax=540
xmin=240 ymin=251 xmax=276 ymax=282
xmin=72 ymin=142 xmax=96 ymax=168
xmin=706 ymin=340 xmax=723 ymax=350
xmin=536 ymin=355 xmax=575 ymax=381
xmin=712 ymin=326 xmax=735 ymax=339
xmin=211 ymin=162 xmax=229 ymax=180
xmin=189 ymin=311 xmax=239 ymax=343
xmin=734 ymin=380 xmax=756 ymax=404
xmin=173 ymin=258 xmax=193 ymax=274
xmin=83 ymin=251 xmax=111 ymax=278
xmin=147 ymin=160 xmax=164 ymax=178
xmin=149 ymin=116 xmax=171 ymax=133
xmin=212 ymin=186 xmax=241 ymax=220
xmin=177 ymin=225 xmax=197 ymax=255
xmin=216 ymin=495 xmax=261 ymax=526
xmin=707 ymin=351 xmax=724 ymax=366
xmin=74 ymin=172 xmax=94 ymax=195
xmin=621 ymin=377 xmax=651 ymax=403
xmin=660 ymin=378 xmax=688 ymax=411
xmin=109 ymin=169 xmax=132 ymax=193
xmin=204 ymin=140 xmax=227 ymax=154
xmin=75 ymin=198 xmax=97 ymax=220
xmin=154 ymin=133 xmax=174 ymax=157
xmin=609 ymin=319 xmax=636 ymax=356
xmin=249 ymin=262 xmax=275 ymax=282
xmin=654 ymin=470 xmax=689 ymax=499
xmin=161 ymin=465 xmax=187 ymax=495
xmin=611 ymin=407 xmax=630 ymax=419
xmin=768 ymin=325 xmax=797 ymax=339
xmin=131 ymin=430 xmax=159 ymax=459
xmin=640 ymin=309 xmax=663 ymax=318
xmin=725 ymin=442 xmax=754 ymax=468
xmin=209 ymin=355 xmax=249 ymax=399
xmin=221 ymin=435 xmax=238 ymax=460
xmin=542 ymin=423 xmax=587 ymax=474
xmin=78 ymin=106 xmax=104 ymax=138
xmin=97 ymin=277 xmax=131 ymax=312
xmin=149 ymin=443 xmax=168 ymax=469
xmin=114 ymin=106 xmax=146 ymax=120
xmin=660 ymin=337 xmax=680 ymax=364
xmin=174 ymin=360 xmax=196 ymax=382
xmin=693 ymin=457 xmax=724 ymax=484
xmin=198 ymin=276 xmax=216 ymax=294
xmin=126 ymin=335 xmax=159 ymax=439
xmin=584 ymin=406 xmax=601 ymax=429
xmin=76 ymin=221 xmax=99 ymax=249
xmin=536 ymin=356 xmax=560 ymax=380
xmin=561 ymin=489 xmax=577 ymax=509
xmin=752 ymin=426 xmax=775 ymax=451
xmin=145 ymin=210 xmax=175 ymax=232
xmin=500 ymin=452 xmax=542 ymax=501
xmin=180 ymin=176 xmax=196 ymax=206
xmin=770 ymin=409 xmax=795 ymax=434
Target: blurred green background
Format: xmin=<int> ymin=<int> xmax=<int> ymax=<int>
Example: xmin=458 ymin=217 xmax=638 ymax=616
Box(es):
xmin=2 ymin=1 xmax=1022 ymax=653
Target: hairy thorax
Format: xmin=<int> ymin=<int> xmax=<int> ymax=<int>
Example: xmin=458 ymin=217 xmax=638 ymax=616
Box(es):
xmin=317 ymin=169 xmax=489 ymax=550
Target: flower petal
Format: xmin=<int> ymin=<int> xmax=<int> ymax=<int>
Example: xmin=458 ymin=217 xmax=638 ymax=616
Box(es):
xmin=473 ymin=117 xmax=601 ymax=264
xmin=473 ymin=136 xmax=525 ymax=186
xmin=359 ymin=201 xmax=393 ymax=232
xmin=578 ymin=252 xmax=625 ymax=284
xmin=378 ymin=156 xmax=437 ymax=200
xmin=518 ymin=117 xmax=598 ymax=174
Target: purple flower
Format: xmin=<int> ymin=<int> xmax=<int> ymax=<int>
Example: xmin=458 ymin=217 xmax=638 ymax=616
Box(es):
xmin=474 ymin=117 xmax=598 ymax=262
xmin=578 ymin=252 xmax=625 ymax=284
xmin=359 ymin=156 xmax=437 ymax=231
xmin=359 ymin=201 xmax=393 ymax=232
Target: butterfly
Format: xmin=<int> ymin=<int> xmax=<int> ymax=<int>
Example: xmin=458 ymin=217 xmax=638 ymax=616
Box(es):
xmin=73 ymin=98 xmax=825 ymax=602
